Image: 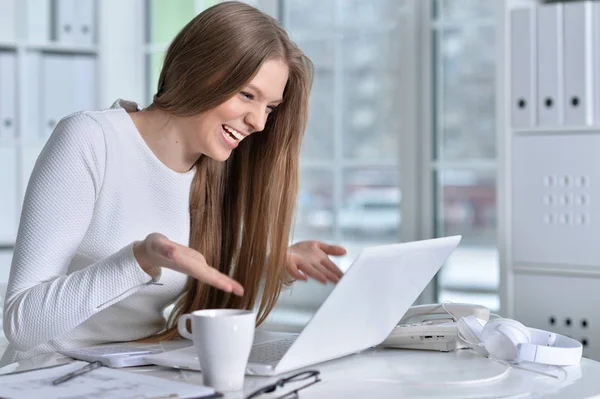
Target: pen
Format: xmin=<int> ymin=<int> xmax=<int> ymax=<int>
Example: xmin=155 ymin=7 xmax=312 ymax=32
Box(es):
xmin=51 ymin=361 xmax=103 ymax=385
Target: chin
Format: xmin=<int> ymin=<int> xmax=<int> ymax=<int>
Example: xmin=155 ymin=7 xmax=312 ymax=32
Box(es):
xmin=206 ymin=149 xmax=233 ymax=162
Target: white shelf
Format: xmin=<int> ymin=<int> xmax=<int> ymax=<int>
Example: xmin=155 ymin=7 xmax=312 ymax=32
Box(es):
xmin=513 ymin=263 xmax=600 ymax=278
xmin=25 ymin=42 xmax=98 ymax=55
xmin=0 ymin=1 xmax=100 ymax=246
xmin=513 ymin=126 xmax=600 ymax=134
xmin=0 ymin=41 xmax=17 ymax=50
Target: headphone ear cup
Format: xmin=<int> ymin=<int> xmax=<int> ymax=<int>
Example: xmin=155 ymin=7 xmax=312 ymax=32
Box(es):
xmin=481 ymin=319 xmax=531 ymax=362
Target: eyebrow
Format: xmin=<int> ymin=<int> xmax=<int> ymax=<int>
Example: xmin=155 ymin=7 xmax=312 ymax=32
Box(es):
xmin=247 ymin=83 xmax=283 ymax=104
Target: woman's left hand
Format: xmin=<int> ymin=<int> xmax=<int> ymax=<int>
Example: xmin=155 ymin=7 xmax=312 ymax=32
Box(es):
xmin=286 ymin=241 xmax=347 ymax=284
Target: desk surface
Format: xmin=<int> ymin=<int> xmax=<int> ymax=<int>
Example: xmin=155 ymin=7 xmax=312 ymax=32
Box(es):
xmin=2 ymin=348 xmax=600 ymax=398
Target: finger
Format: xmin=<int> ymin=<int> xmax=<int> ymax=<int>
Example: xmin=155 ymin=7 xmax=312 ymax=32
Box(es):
xmin=175 ymin=246 xmax=245 ymax=296
xmin=321 ymin=257 xmax=344 ymax=279
xmin=188 ymin=250 xmax=245 ymax=295
xmin=146 ymin=238 xmax=244 ymax=295
xmin=317 ymin=242 xmax=347 ymax=256
xmin=199 ymin=266 xmax=245 ymax=296
xmin=315 ymin=263 xmax=340 ymax=283
xmin=298 ymin=263 xmax=328 ymax=284
xmin=287 ymin=265 xmax=308 ymax=281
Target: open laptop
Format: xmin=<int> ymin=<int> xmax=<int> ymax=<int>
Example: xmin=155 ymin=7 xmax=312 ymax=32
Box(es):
xmin=144 ymin=235 xmax=462 ymax=376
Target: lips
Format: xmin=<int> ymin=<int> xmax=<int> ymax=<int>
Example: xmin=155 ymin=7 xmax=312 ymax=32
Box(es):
xmin=221 ymin=125 xmax=240 ymax=149
xmin=222 ymin=124 xmax=246 ymax=141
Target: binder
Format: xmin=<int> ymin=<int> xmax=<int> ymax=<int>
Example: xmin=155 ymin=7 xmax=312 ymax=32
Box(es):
xmin=563 ymin=1 xmax=594 ymax=126
xmin=0 ymin=52 xmax=16 ymax=142
xmin=536 ymin=3 xmax=563 ymax=127
xmin=41 ymin=55 xmax=97 ymax=137
xmin=0 ymin=0 xmax=16 ymax=42
xmin=75 ymin=0 xmax=95 ymax=45
xmin=26 ymin=0 xmax=51 ymax=43
xmin=0 ymin=146 xmax=17 ymax=244
xmin=41 ymin=55 xmax=75 ymax=138
xmin=0 ymin=42 xmax=17 ymax=244
xmin=72 ymin=56 xmax=97 ymax=111
xmin=510 ymin=7 xmax=536 ymax=128
xmin=53 ymin=0 xmax=77 ymax=43
xmin=22 ymin=53 xmax=42 ymax=142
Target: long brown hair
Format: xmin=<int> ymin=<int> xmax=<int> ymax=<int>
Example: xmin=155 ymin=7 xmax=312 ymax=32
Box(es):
xmin=145 ymin=1 xmax=313 ymax=341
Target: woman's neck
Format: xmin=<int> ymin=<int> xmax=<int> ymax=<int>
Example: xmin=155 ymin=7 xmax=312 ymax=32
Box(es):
xmin=128 ymin=107 xmax=198 ymax=173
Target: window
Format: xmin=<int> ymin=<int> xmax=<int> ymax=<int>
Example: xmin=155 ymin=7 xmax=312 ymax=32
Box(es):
xmin=431 ymin=0 xmax=499 ymax=310
xmin=142 ymin=0 xmax=501 ymax=325
xmin=268 ymin=0 xmax=413 ymax=331
xmin=144 ymin=1 xmax=407 ymax=270
xmin=285 ymin=0 xmax=406 ymax=267
xmin=146 ymin=0 xmax=206 ymax=103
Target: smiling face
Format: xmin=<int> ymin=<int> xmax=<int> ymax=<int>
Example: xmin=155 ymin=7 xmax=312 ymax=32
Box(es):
xmin=184 ymin=58 xmax=290 ymax=162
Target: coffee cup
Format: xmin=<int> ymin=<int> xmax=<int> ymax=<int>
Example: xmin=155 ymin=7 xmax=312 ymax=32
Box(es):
xmin=178 ymin=309 xmax=256 ymax=391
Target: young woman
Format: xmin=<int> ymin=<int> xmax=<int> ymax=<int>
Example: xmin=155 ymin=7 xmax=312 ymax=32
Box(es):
xmin=1 ymin=1 xmax=346 ymax=366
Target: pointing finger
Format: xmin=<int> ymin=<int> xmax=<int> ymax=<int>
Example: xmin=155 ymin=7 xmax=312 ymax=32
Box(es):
xmin=317 ymin=242 xmax=347 ymax=256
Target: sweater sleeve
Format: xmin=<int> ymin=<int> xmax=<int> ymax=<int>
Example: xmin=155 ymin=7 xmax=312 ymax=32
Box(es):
xmin=3 ymin=113 xmax=157 ymax=352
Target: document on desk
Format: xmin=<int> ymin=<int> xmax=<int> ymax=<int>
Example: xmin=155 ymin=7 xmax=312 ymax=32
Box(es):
xmin=0 ymin=361 xmax=218 ymax=399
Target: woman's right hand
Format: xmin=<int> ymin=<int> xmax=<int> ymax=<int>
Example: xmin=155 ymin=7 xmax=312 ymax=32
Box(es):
xmin=133 ymin=233 xmax=244 ymax=296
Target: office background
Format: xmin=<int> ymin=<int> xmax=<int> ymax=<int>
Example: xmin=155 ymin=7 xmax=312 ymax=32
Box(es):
xmin=0 ymin=0 xmax=598 ymax=360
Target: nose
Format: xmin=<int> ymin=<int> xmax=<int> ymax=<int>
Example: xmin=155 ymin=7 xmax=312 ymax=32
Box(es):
xmin=245 ymin=106 xmax=268 ymax=133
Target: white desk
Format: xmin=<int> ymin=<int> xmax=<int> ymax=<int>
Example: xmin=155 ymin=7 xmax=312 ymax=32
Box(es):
xmin=3 ymin=347 xmax=600 ymax=398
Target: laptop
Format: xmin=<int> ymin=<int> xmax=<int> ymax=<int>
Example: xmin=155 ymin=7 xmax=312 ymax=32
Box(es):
xmin=144 ymin=235 xmax=462 ymax=376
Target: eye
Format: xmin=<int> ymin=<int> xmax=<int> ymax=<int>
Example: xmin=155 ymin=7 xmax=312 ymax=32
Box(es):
xmin=240 ymin=91 xmax=254 ymax=100
xmin=267 ymin=105 xmax=278 ymax=113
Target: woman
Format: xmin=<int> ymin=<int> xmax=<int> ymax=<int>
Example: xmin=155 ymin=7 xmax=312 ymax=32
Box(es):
xmin=1 ymin=1 xmax=345 ymax=366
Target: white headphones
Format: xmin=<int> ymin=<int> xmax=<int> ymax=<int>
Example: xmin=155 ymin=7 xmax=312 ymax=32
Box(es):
xmin=457 ymin=315 xmax=583 ymax=366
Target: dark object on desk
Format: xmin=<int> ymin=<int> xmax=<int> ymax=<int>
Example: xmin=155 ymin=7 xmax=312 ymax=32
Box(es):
xmin=51 ymin=360 xmax=103 ymax=385
xmin=245 ymin=370 xmax=321 ymax=399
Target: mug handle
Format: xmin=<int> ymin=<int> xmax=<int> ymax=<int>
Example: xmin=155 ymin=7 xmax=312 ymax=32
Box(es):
xmin=177 ymin=314 xmax=193 ymax=340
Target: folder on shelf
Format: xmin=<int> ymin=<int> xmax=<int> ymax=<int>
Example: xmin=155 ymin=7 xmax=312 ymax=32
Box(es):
xmin=536 ymin=3 xmax=563 ymax=127
xmin=23 ymin=53 xmax=42 ymax=143
xmin=53 ymin=0 xmax=77 ymax=44
xmin=75 ymin=0 xmax=95 ymax=45
xmin=0 ymin=146 xmax=17 ymax=244
xmin=510 ymin=6 xmax=536 ymax=128
xmin=0 ymin=52 xmax=16 ymax=142
xmin=0 ymin=53 xmax=17 ymax=241
xmin=26 ymin=0 xmax=51 ymax=43
xmin=72 ymin=56 xmax=97 ymax=112
xmin=0 ymin=0 xmax=16 ymax=43
xmin=42 ymin=55 xmax=69 ymax=138
xmin=562 ymin=1 xmax=594 ymax=126
xmin=41 ymin=55 xmax=95 ymax=138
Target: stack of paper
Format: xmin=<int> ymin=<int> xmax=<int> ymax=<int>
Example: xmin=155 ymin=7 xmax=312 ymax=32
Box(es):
xmin=0 ymin=361 xmax=218 ymax=399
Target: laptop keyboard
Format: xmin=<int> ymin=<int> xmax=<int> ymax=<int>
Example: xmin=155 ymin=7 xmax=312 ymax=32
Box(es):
xmin=248 ymin=336 xmax=297 ymax=364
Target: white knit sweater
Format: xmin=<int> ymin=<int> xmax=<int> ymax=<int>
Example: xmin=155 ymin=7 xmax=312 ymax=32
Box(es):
xmin=0 ymin=100 xmax=191 ymax=366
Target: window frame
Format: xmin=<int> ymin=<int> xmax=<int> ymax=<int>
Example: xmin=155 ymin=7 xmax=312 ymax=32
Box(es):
xmin=427 ymin=0 xmax=501 ymax=308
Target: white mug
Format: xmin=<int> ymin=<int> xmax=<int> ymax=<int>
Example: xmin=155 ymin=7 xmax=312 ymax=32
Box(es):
xmin=178 ymin=309 xmax=256 ymax=392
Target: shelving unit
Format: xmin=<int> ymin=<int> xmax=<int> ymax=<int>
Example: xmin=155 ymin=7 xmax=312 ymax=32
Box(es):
xmin=513 ymin=125 xmax=600 ymax=134
xmin=502 ymin=0 xmax=600 ymax=361
xmin=0 ymin=0 xmax=98 ymax=258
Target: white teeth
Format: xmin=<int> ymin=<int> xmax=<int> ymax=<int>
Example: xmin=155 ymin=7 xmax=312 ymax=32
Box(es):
xmin=223 ymin=125 xmax=244 ymax=141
